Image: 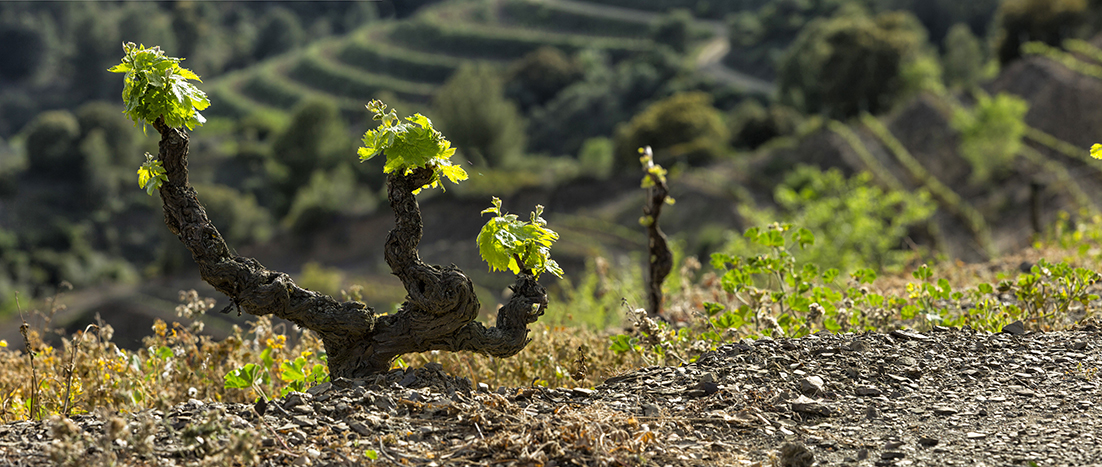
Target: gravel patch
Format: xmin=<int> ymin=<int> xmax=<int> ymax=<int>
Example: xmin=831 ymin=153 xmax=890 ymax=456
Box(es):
xmin=1 ymin=326 xmax=1100 ymax=466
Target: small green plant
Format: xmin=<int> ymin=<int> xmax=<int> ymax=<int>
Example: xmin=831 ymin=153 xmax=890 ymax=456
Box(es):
xmin=711 ymin=222 xmax=844 ymax=337
xmin=277 ymin=352 xmax=329 ymax=397
xmin=477 ymin=197 xmax=563 ymax=279
xmin=223 ymin=364 xmax=270 ymax=401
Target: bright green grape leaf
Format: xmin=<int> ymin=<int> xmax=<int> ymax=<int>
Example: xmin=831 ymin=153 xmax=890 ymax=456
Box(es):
xmin=477 ymin=197 xmax=562 ymax=279
xmin=224 ymin=363 xmax=266 ymax=389
xmin=137 ymin=153 xmax=168 ymax=196
xmin=359 ymin=100 xmax=466 ymax=192
xmin=110 ymin=42 xmax=208 ymax=132
xmin=280 ymin=357 xmax=307 ymax=383
xmin=1092 ymin=143 xmax=1102 ymax=160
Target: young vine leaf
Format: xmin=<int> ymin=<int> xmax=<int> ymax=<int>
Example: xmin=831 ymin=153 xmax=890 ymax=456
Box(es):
xmin=359 ymin=100 xmax=467 ymax=192
xmin=138 ymin=153 xmax=167 ymax=196
xmin=477 ymin=197 xmax=563 ymax=279
xmin=109 ymin=42 xmax=209 ymax=132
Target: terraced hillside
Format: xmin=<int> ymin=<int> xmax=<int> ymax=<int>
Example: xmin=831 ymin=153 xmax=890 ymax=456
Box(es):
xmin=204 ymin=0 xmax=684 ymax=122
xmin=743 ymin=40 xmax=1102 ymax=263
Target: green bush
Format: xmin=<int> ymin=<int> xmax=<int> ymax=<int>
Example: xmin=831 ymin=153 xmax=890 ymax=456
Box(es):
xmin=727 ymin=165 xmax=936 ymax=273
xmin=433 ymin=64 xmax=526 ymax=168
xmin=505 ymin=47 xmax=583 ymax=111
xmin=270 ymin=97 xmax=353 ymax=213
xmin=23 ymin=110 xmax=81 ymax=179
xmin=283 ymin=165 xmax=378 ymax=237
xmin=941 ymin=23 xmax=985 ymax=90
xmin=777 ymin=10 xmax=930 ymax=118
xmin=951 ymin=92 xmax=1029 ymax=183
xmin=254 ymin=7 xmax=304 ymax=59
xmin=192 ymin=184 xmax=274 ymax=246
xmin=993 ymin=0 xmax=1087 ymax=65
xmin=728 ymin=99 xmax=803 ymax=149
xmin=613 ymin=91 xmax=729 ymax=168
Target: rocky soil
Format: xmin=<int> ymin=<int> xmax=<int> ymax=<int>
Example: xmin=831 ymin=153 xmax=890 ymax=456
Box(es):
xmin=1 ymin=324 xmax=1100 ymax=466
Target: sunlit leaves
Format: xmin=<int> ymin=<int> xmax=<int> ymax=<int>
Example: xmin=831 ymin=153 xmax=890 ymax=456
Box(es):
xmin=359 ymin=100 xmax=467 ymax=192
xmin=137 ymin=153 xmax=168 ymax=196
xmin=477 ymin=197 xmax=563 ymax=280
xmin=110 ymin=42 xmax=209 ymax=132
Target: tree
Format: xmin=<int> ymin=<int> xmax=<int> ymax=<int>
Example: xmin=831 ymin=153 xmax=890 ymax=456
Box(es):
xmin=270 ymin=97 xmax=351 ymax=217
xmin=112 ymin=44 xmax=557 ymax=378
xmin=0 ymin=23 xmax=45 ymax=82
xmin=433 ymin=64 xmax=526 ymax=167
xmin=777 ymin=10 xmax=929 ymax=118
xmin=254 ymin=7 xmax=304 ymax=60
xmin=941 ymin=23 xmax=984 ymax=90
xmin=24 ymin=110 xmax=81 ymax=180
xmin=993 ymin=0 xmax=1087 ymax=65
xmin=505 ymin=47 xmax=582 ymax=111
xmin=651 ymin=9 xmax=694 ymax=54
xmin=613 ymin=91 xmax=729 ymax=168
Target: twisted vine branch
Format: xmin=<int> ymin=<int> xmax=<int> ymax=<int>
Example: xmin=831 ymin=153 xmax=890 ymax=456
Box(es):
xmin=152 ymin=118 xmax=546 ymax=378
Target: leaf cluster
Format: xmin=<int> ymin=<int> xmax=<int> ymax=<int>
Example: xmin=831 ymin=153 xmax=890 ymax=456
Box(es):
xmin=359 ymin=100 xmax=467 ymax=192
xmin=477 ymin=197 xmax=563 ymax=280
xmin=109 ymin=42 xmax=209 ymax=132
xmin=136 ymin=153 xmax=167 ymax=196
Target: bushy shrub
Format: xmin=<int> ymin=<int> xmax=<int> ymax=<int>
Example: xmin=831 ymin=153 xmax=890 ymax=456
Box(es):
xmin=24 ymin=111 xmax=81 ymax=180
xmin=613 ymin=91 xmax=729 ymax=168
xmin=433 ymin=64 xmax=526 ymax=168
xmin=726 ymin=165 xmax=935 ymax=273
xmin=777 ymin=10 xmax=930 ymax=118
xmin=282 ymin=165 xmax=377 ymax=237
xmin=941 ymin=23 xmax=985 ymax=90
xmin=951 ymin=92 xmax=1029 ymax=183
xmin=993 ymin=0 xmax=1087 ymax=65
xmin=505 ymin=47 xmax=583 ymax=111
xmin=728 ymin=99 xmax=803 ymax=149
xmin=192 ymin=184 xmax=274 ymax=246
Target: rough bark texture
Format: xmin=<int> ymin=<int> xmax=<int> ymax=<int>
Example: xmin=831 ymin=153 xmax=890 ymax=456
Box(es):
xmin=152 ymin=118 xmax=546 ymax=378
xmin=643 ymin=168 xmax=673 ymax=319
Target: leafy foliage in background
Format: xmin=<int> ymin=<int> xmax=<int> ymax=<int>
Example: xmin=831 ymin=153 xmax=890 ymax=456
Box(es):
xmin=614 ymin=91 xmax=729 ymax=168
xmin=477 ymin=197 xmax=563 ymax=279
xmin=109 ymin=42 xmax=209 ymax=131
xmin=951 ymin=91 xmax=1029 ymax=183
xmin=359 ymin=100 xmax=466 ymax=192
xmin=777 ymin=10 xmax=930 ymax=118
xmin=433 ymin=64 xmax=527 ymax=168
xmin=729 ymin=166 xmax=935 ymax=273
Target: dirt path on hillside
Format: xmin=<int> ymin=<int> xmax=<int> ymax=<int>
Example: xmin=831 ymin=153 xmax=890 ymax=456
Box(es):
xmin=2 ymin=326 xmax=1099 ymax=466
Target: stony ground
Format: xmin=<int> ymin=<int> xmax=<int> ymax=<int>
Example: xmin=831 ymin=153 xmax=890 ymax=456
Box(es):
xmin=1 ymin=324 xmax=1100 ymax=466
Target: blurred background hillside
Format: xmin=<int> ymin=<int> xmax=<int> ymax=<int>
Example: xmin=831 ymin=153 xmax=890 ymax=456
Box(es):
xmin=3 ymin=0 xmax=1102 ymax=347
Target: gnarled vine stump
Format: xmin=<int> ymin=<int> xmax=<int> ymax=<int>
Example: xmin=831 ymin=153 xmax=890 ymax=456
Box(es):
xmin=151 ymin=118 xmax=547 ymax=378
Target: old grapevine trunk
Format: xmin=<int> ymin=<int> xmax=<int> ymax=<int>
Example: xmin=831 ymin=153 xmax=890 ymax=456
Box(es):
xmin=643 ymin=166 xmax=672 ymax=319
xmin=151 ymin=118 xmax=547 ymax=378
